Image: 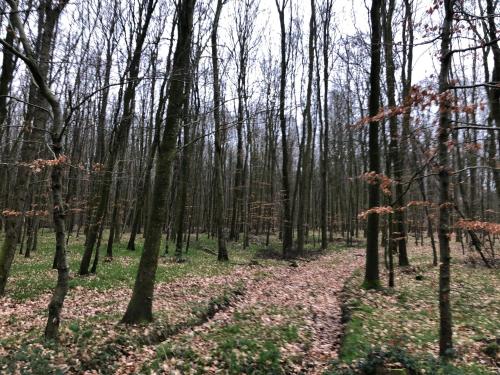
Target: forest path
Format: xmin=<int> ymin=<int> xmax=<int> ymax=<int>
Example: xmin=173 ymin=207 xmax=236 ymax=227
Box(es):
xmin=238 ymin=249 xmax=365 ymax=369
xmin=1 ymin=247 xmax=364 ymax=374
xmin=155 ymin=248 xmax=365 ymax=374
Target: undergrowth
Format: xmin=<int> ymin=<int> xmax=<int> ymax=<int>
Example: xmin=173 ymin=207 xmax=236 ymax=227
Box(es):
xmin=333 ymin=244 xmax=499 ymax=374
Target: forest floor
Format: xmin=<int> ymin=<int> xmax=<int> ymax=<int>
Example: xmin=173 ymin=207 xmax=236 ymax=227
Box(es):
xmin=0 ymin=232 xmax=498 ymax=374
xmin=336 ymin=242 xmax=499 ymax=375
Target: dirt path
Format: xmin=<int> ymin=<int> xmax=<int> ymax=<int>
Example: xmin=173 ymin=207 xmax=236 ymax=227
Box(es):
xmin=1 ymin=249 xmax=364 ymax=374
xmin=236 ymin=250 xmax=364 ymax=368
xmin=154 ymin=249 xmax=365 ymax=374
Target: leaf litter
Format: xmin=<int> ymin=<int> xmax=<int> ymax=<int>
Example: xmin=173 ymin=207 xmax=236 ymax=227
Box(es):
xmin=1 ymin=249 xmax=364 ymax=374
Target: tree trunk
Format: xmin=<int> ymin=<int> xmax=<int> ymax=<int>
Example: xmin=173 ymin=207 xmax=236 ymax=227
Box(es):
xmin=437 ymin=0 xmax=454 ymax=358
xmin=484 ymin=0 xmax=500 ymax=216
xmin=211 ymin=0 xmax=229 ymax=262
xmin=276 ymin=1 xmax=293 ymax=258
xmin=174 ymin=76 xmax=194 ymax=259
xmin=364 ymin=0 xmax=382 ymax=289
xmin=121 ymin=0 xmax=195 ymax=324
xmin=296 ymin=0 xmax=316 ymax=254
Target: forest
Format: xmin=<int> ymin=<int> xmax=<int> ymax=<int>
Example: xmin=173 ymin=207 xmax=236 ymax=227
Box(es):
xmin=0 ymin=0 xmax=499 ymax=373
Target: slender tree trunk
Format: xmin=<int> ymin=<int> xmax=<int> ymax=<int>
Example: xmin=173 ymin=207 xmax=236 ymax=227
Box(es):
xmin=121 ymin=0 xmax=195 ymax=324
xmin=437 ymin=0 xmax=454 ymax=358
xmin=382 ymin=0 xmax=397 ymax=288
xmin=106 ymin=157 xmax=125 ymax=259
xmin=484 ymin=0 xmax=500 ymax=216
xmin=230 ymin=67 xmax=245 ymax=240
xmin=396 ymin=0 xmax=415 ymax=266
xmin=364 ymin=0 xmax=382 ymax=289
xmin=174 ymin=76 xmax=194 ymax=259
xmin=276 ymin=0 xmax=293 ymax=258
xmin=211 ymin=0 xmax=228 ymax=261
xmin=410 ymin=136 xmax=438 ymax=266
xmin=296 ymin=0 xmax=316 ymax=254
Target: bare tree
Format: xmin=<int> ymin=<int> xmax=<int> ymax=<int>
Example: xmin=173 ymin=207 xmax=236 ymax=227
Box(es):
xmin=122 ymin=0 xmax=196 ymax=324
xmin=211 ymin=0 xmax=229 ymax=261
xmin=0 ymin=0 xmax=68 ymax=295
xmin=1 ymin=0 xmax=70 ymax=340
xmin=275 ymin=0 xmax=293 ymax=258
xmin=364 ymin=0 xmax=382 ymax=289
xmin=437 ymin=0 xmax=454 ymax=358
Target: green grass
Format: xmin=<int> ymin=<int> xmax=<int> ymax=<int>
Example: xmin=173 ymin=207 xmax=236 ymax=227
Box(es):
xmin=333 ymin=245 xmax=499 ymax=374
xmin=148 ymin=306 xmax=308 ymax=374
xmin=339 ymin=298 xmax=378 ymax=363
xmin=3 ymin=231 xmax=343 ymax=374
xmin=7 ymin=231 xmax=284 ymax=300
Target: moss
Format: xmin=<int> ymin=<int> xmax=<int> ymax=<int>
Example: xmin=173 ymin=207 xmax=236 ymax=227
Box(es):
xmin=339 ymin=313 xmax=373 ymax=363
xmin=362 ymin=279 xmax=382 ymax=290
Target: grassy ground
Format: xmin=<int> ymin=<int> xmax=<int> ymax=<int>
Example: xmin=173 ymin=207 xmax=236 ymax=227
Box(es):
xmin=6 ymin=230 xmax=287 ymax=300
xmin=147 ymin=304 xmax=309 ymax=374
xmin=329 ymin=243 xmax=499 ymax=374
xmin=1 ymin=232 xmax=498 ymax=374
xmin=1 ymin=231 xmax=331 ymax=374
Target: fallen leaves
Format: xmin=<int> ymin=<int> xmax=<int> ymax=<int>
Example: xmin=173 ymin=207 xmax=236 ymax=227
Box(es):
xmin=4 ymin=238 xmax=495 ymax=374
xmin=148 ymin=250 xmax=364 ymax=374
xmin=339 ymin=243 xmax=499 ymax=374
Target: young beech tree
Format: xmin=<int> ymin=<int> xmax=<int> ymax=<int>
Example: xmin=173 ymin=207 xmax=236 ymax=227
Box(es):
xmin=0 ymin=0 xmax=68 ymax=296
xmin=211 ymin=0 xmax=229 ymax=262
xmin=364 ymin=0 xmax=382 ymax=289
xmin=0 ymin=0 xmax=70 ymax=340
xmin=122 ymin=0 xmax=196 ymax=324
xmin=437 ymin=0 xmax=454 ymax=358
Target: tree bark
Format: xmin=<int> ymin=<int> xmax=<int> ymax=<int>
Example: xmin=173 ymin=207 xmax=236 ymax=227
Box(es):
xmin=121 ymin=0 xmax=195 ymax=324
xmin=211 ymin=0 xmax=229 ymax=261
xmin=364 ymin=0 xmax=382 ymax=289
xmin=275 ymin=0 xmax=293 ymax=258
xmin=437 ymin=0 xmax=454 ymax=358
